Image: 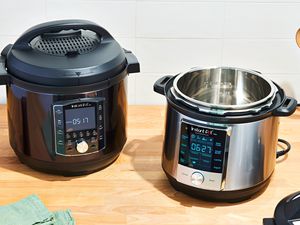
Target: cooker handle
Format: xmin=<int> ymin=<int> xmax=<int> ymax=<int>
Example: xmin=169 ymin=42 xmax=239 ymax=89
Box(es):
xmin=13 ymin=19 xmax=113 ymax=50
xmin=0 ymin=56 xmax=11 ymax=85
xmin=124 ymin=49 xmax=140 ymax=74
xmin=272 ymin=97 xmax=298 ymax=117
xmin=153 ymin=75 xmax=173 ymax=96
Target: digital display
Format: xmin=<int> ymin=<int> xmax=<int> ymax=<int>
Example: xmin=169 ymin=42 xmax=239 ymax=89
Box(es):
xmin=179 ymin=123 xmax=227 ymax=173
xmin=189 ymin=133 xmax=214 ymax=171
xmin=65 ymin=107 xmax=96 ymax=132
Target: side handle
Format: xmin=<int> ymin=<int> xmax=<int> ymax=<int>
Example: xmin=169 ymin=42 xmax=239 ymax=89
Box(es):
xmin=153 ymin=75 xmax=173 ymax=96
xmin=124 ymin=49 xmax=140 ymax=74
xmin=272 ymin=97 xmax=298 ymax=117
xmin=0 ymin=56 xmax=11 ymax=85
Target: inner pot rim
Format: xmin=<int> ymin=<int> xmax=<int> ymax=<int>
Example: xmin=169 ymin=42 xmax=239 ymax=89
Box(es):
xmin=173 ymin=66 xmax=278 ymax=110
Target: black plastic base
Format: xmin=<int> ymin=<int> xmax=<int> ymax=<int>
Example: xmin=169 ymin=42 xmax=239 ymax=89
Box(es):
xmin=165 ymin=172 xmax=271 ymax=202
xmin=14 ymin=150 xmax=120 ymax=176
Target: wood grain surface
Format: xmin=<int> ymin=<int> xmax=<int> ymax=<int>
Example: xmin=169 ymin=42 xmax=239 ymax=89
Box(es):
xmin=0 ymin=105 xmax=299 ymax=225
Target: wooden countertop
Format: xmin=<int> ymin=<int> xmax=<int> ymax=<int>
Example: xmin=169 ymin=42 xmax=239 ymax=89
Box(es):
xmin=0 ymin=105 xmax=299 ymax=225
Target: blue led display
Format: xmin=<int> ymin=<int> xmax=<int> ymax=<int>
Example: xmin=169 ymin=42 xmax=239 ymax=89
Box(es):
xmin=179 ymin=123 xmax=227 ymax=173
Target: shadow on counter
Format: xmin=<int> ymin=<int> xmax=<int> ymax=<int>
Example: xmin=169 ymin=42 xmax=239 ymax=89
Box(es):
xmin=122 ymin=135 xmax=270 ymax=208
xmin=0 ymin=152 xmax=80 ymax=181
xmin=0 ymin=136 xmax=91 ymax=181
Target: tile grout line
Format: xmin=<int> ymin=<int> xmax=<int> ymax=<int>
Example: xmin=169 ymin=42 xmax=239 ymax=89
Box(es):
xmin=133 ymin=0 xmax=138 ymax=105
xmin=220 ymin=1 xmax=226 ymax=67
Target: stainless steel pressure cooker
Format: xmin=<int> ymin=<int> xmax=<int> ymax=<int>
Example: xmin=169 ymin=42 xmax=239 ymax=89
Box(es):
xmin=0 ymin=20 xmax=140 ymax=175
xmin=154 ymin=67 xmax=297 ymax=201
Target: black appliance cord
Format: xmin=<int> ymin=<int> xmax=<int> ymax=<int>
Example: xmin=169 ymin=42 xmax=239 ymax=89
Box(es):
xmin=277 ymin=138 xmax=291 ymax=159
xmin=276 ymin=103 xmax=299 ymax=158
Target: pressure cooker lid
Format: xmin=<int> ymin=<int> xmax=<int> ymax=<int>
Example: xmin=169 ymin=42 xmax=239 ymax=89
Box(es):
xmin=173 ymin=67 xmax=277 ymax=111
xmin=2 ymin=20 xmax=132 ymax=86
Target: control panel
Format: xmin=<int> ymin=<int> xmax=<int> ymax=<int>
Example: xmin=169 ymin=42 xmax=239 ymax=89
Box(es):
xmin=176 ymin=121 xmax=229 ymax=191
xmin=53 ymin=98 xmax=105 ymax=156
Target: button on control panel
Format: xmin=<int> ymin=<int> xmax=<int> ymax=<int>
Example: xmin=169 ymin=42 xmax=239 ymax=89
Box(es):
xmin=54 ymin=105 xmax=65 ymax=155
xmin=191 ymin=172 xmax=204 ymax=186
xmin=177 ymin=164 xmax=223 ymax=191
xmin=53 ymin=98 xmax=105 ymax=156
xmin=76 ymin=140 xmax=89 ymax=153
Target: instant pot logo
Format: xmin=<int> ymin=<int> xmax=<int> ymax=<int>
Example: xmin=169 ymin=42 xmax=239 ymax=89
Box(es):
xmin=71 ymin=103 xmax=91 ymax=108
xmin=191 ymin=126 xmax=213 ymax=135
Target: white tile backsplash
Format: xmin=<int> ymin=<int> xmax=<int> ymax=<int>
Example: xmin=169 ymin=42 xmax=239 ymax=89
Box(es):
xmin=224 ymin=3 xmax=300 ymax=39
xmin=46 ymin=0 xmax=136 ymax=38
xmin=115 ymin=38 xmax=136 ymax=53
xmin=136 ymin=2 xmax=225 ymax=38
xmin=136 ymin=38 xmax=223 ymax=74
xmin=0 ymin=36 xmax=17 ymax=52
xmin=267 ymin=74 xmax=300 ymax=98
xmin=135 ymin=74 xmax=167 ymax=105
xmin=222 ymin=39 xmax=300 ymax=74
xmin=0 ymin=1 xmax=299 ymax=105
xmin=138 ymin=0 xmax=300 ymax=1
xmin=0 ymin=0 xmax=47 ymax=36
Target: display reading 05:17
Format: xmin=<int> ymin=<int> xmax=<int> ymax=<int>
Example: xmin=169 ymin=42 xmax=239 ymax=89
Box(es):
xmin=68 ymin=117 xmax=89 ymax=125
xmin=65 ymin=107 xmax=96 ymax=131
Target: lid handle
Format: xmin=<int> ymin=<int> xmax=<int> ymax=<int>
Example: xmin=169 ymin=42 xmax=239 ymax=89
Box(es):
xmin=153 ymin=75 xmax=173 ymax=96
xmin=13 ymin=19 xmax=113 ymax=50
xmin=124 ymin=49 xmax=140 ymax=74
xmin=272 ymin=96 xmax=298 ymax=117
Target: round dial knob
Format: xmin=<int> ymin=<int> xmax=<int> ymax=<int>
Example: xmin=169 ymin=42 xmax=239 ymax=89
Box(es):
xmin=191 ymin=172 xmax=204 ymax=186
xmin=76 ymin=140 xmax=89 ymax=153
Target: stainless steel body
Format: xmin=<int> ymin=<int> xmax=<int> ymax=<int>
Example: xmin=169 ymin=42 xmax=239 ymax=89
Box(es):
xmin=162 ymin=104 xmax=279 ymax=191
xmin=154 ymin=67 xmax=297 ymax=201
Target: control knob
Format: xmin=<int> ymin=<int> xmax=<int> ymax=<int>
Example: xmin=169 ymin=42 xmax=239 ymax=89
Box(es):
xmin=191 ymin=172 xmax=204 ymax=186
xmin=76 ymin=140 xmax=89 ymax=153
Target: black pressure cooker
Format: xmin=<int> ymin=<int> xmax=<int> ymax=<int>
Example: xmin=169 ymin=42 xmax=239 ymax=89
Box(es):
xmin=0 ymin=20 xmax=140 ymax=175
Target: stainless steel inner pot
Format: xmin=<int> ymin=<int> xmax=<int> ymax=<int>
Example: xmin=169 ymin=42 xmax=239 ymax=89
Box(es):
xmin=173 ymin=67 xmax=277 ymax=110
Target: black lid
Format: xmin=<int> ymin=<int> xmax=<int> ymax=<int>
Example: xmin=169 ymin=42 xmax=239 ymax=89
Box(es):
xmin=2 ymin=20 xmax=139 ymax=86
xmin=263 ymin=191 xmax=300 ymax=225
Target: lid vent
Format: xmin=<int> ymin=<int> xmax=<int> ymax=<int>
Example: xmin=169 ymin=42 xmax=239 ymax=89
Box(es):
xmin=32 ymin=35 xmax=100 ymax=56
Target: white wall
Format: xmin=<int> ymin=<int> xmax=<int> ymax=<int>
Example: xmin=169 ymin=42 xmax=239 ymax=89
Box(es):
xmin=0 ymin=0 xmax=300 ymax=104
